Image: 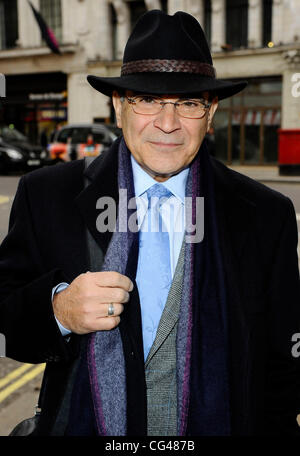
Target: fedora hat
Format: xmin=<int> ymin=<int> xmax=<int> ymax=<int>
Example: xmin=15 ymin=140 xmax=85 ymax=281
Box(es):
xmin=87 ymin=10 xmax=247 ymax=100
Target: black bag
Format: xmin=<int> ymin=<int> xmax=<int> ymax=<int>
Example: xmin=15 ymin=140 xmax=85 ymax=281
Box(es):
xmin=9 ymin=410 xmax=41 ymax=436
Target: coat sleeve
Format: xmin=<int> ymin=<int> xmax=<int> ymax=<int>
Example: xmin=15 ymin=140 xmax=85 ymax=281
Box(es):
xmin=0 ymin=176 xmax=79 ymax=364
xmin=265 ymin=197 xmax=300 ymax=434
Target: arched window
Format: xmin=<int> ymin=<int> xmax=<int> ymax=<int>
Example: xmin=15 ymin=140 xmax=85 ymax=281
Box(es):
xmin=226 ymin=0 xmax=248 ymax=49
xmin=0 ymin=0 xmax=18 ymax=50
xmin=263 ymin=0 xmax=272 ymax=46
xmin=161 ymin=0 xmax=168 ymax=13
xmin=109 ymin=3 xmax=117 ymax=60
xmin=204 ymin=0 xmax=212 ymax=47
xmin=125 ymin=0 xmax=147 ymax=31
xmin=40 ymin=0 xmax=62 ymax=42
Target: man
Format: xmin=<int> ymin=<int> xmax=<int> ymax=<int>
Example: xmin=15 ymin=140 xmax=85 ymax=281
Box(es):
xmin=0 ymin=10 xmax=300 ymax=436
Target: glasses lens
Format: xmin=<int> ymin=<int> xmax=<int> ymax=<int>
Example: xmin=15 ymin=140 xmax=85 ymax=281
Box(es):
xmin=133 ymin=96 xmax=161 ymax=115
xmin=129 ymin=96 xmax=209 ymax=118
xmin=177 ymin=100 xmax=207 ymax=118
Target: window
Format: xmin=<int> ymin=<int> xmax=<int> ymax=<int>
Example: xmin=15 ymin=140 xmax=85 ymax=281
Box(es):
xmin=161 ymin=0 xmax=168 ymax=13
xmin=40 ymin=0 xmax=62 ymax=43
xmin=0 ymin=0 xmax=18 ymax=50
xmin=126 ymin=0 xmax=147 ymax=31
xmin=109 ymin=3 xmax=117 ymax=60
xmin=213 ymin=77 xmax=282 ymax=165
xmin=262 ymin=0 xmax=272 ymax=46
xmin=204 ymin=0 xmax=212 ymax=47
xmin=226 ymin=0 xmax=248 ymax=49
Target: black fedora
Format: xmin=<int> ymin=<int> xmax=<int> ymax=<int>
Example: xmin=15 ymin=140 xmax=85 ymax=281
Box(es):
xmin=87 ymin=10 xmax=247 ymax=100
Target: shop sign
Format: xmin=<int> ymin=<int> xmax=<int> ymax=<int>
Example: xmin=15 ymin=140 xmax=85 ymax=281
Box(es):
xmin=29 ymin=91 xmax=67 ymax=101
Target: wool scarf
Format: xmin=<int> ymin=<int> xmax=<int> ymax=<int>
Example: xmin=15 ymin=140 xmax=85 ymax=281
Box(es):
xmin=67 ymin=137 xmax=231 ymax=436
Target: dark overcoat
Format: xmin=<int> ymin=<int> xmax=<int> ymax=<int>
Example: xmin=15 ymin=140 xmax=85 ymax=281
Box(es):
xmin=0 ymin=137 xmax=300 ymax=435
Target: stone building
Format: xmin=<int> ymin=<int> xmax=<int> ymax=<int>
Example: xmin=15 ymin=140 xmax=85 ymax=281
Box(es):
xmin=0 ymin=0 xmax=299 ymax=167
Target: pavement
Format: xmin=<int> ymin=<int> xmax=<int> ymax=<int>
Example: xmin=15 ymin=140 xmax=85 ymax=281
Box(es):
xmin=0 ymin=387 xmax=41 ymax=436
xmin=229 ymin=165 xmax=300 ymax=184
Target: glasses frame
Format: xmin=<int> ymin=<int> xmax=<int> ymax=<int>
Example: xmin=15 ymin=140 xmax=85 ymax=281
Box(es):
xmin=121 ymin=95 xmax=211 ymax=119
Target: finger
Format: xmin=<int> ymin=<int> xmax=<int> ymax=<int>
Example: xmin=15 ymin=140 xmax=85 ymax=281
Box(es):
xmin=89 ymin=316 xmax=121 ymax=332
xmin=81 ymin=302 xmax=124 ymax=318
xmin=92 ymin=271 xmax=134 ymax=291
xmin=102 ymin=303 xmax=124 ymax=318
xmin=89 ymin=287 xmax=130 ymax=304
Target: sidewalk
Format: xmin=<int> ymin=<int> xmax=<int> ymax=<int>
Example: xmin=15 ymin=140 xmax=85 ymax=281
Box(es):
xmin=228 ymin=165 xmax=300 ymax=184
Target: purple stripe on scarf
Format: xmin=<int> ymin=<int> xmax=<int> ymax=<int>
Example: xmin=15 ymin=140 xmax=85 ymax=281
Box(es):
xmin=179 ymin=156 xmax=199 ymax=435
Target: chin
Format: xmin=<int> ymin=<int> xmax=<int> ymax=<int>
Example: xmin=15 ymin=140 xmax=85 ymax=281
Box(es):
xmin=149 ymin=166 xmax=182 ymax=179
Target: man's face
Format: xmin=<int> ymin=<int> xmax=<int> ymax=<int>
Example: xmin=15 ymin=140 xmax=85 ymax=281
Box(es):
xmin=113 ymin=90 xmax=218 ymax=182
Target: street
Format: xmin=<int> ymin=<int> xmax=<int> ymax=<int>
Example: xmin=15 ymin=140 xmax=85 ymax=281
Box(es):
xmin=0 ymin=170 xmax=300 ymax=436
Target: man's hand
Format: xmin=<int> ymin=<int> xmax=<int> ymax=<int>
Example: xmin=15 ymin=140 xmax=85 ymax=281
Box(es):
xmin=52 ymin=271 xmax=133 ymax=335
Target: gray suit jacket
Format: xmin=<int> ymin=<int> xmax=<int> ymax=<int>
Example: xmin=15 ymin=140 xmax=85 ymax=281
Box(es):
xmin=145 ymin=243 xmax=185 ymax=435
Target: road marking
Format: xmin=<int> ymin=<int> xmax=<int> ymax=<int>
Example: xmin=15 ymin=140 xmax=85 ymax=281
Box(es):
xmin=297 ymin=213 xmax=300 ymax=222
xmin=0 ymin=363 xmax=33 ymax=389
xmin=0 ymin=364 xmax=45 ymax=404
xmin=0 ymin=196 xmax=10 ymax=205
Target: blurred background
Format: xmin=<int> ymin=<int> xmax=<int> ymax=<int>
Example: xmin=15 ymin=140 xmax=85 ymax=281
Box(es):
xmin=0 ymin=0 xmax=299 ymax=172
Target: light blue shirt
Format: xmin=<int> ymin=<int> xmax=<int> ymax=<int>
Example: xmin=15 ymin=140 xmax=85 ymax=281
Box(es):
xmin=53 ymin=154 xmax=189 ymax=338
xmin=131 ymin=155 xmax=188 ymax=275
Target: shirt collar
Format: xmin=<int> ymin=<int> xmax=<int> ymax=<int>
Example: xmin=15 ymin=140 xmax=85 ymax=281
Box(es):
xmin=131 ymin=154 xmax=189 ymax=204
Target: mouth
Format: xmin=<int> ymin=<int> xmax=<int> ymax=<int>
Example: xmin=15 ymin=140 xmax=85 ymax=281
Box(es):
xmin=149 ymin=141 xmax=183 ymax=148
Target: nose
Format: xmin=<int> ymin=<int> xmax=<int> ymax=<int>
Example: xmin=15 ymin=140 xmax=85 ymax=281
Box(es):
xmin=153 ymin=102 xmax=181 ymax=133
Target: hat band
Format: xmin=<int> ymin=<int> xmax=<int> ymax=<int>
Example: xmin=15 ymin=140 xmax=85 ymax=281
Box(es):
xmin=121 ymin=59 xmax=216 ymax=78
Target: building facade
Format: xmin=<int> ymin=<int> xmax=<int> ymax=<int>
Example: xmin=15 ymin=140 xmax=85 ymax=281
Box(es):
xmin=0 ymin=0 xmax=299 ymax=166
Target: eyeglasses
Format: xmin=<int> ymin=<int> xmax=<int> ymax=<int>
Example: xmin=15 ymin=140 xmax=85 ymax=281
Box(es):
xmin=121 ymin=95 xmax=211 ymax=119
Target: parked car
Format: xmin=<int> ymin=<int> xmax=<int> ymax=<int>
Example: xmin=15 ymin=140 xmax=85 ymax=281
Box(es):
xmin=48 ymin=123 xmax=118 ymax=162
xmin=0 ymin=126 xmax=47 ymax=174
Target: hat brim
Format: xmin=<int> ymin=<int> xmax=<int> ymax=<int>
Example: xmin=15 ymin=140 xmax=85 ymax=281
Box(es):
xmin=87 ymin=73 xmax=247 ymax=100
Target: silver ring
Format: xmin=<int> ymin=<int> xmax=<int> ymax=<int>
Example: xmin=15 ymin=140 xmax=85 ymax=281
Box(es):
xmin=108 ymin=303 xmax=115 ymax=316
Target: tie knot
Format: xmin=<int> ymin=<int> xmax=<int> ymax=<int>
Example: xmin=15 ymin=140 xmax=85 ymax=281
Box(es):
xmin=146 ymin=184 xmax=172 ymax=208
xmin=147 ymin=183 xmax=172 ymax=199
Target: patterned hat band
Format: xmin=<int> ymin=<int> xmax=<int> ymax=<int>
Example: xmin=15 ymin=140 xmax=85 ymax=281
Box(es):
xmin=121 ymin=59 xmax=216 ymax=78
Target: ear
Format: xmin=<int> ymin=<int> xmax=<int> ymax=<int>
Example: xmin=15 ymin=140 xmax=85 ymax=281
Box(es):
xmin=112 ymin=91 xmax=123 ymax=128
xmin=207 ymin=97 xmax=218 ymax=132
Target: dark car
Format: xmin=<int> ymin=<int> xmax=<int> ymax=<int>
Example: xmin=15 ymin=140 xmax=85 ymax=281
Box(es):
xmin=0 ymin=126 xmax=48 ymax=174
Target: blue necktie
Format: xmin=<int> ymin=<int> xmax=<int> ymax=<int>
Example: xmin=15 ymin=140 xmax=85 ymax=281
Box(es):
xmin=136 ymin=183 xmax=173 ymax=361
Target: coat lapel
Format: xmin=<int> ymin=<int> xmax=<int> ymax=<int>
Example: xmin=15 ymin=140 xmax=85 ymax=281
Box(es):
xmin=74 ymin=138 xmax=121 ymax=255
xmin=212 ymin=158 xmax=256 ymax=264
